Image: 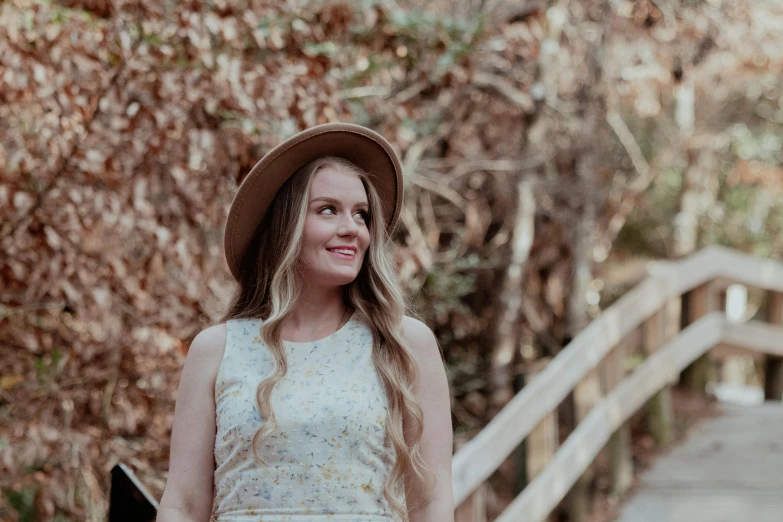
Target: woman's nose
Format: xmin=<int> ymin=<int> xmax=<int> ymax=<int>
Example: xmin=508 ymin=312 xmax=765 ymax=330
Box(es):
xmin=338 ymin=213 xmax=360 ymax=235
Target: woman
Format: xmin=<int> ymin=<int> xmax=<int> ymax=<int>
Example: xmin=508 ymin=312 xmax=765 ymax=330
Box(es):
xmin=157 ymin=123 xmax=454 ymax=522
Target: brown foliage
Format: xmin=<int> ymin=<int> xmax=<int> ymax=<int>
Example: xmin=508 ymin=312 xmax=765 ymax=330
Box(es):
xmin=2 ymin=0 xmax=782 ymax=519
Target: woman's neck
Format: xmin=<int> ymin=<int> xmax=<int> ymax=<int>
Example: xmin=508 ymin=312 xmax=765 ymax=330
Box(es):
xmin=281 ymin=289 xmax=349 ymax=341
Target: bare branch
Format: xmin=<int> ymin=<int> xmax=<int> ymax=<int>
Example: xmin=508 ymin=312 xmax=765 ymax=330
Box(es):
xmin=393 ymin=80 xmax=430 ymax=104
xmin=606 ymin=110 xmax=652 ymax=191
xmin=338 ymin=86 xmax=392 ymax=99
xmin=410 ymin=174 xmax=467 ymax=208
xmin=473 ymin=71 xmax=535 ymax=112
xmin=597 ymin=110 xmax=659 ymax=261
xmin=419 ymin=157 xmax=545 ymax=180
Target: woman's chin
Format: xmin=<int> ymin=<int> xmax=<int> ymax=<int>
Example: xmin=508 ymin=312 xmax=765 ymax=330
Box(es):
xmin=307 ymin=269 xmax=360 ymax=287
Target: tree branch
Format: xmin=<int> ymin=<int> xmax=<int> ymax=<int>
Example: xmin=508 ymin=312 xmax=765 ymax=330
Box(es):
xmin=596 ymin=110 xmax=659 ymax=261
xmin=473 ymin=71 xmax=535 ymax=112
xmin=606 ymin=110 xmax=652 ymax=191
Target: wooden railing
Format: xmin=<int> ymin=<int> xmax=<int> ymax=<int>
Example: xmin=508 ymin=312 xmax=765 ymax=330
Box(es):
xmin=452 ymin=246 xmax=783 ymax=522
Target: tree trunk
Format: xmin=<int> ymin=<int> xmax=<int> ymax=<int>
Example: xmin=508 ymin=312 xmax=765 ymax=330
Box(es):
xmin=566 ymin=122 xmax=600 ymax=522
xmin=566 ymin=70 xmax=604 ymax=522
xmin=673 ymin=76 xmax=719 ymax=393
xmin=673 ymin=149 xmax=718 ymax=257
xmin=488 ymin=177 xmax=536 ymax=414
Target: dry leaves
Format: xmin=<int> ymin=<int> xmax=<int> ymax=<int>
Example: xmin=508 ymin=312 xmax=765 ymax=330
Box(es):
xmin=2 ymin=0 xmax=782 ymax=520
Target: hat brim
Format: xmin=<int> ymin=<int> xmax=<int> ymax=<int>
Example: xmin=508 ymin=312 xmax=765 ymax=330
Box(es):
xmin=224 ymin=123 xmax=403 ymax=281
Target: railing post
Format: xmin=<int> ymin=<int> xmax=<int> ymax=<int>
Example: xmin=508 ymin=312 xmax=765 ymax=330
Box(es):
xmin=525 ymin=406 xmax=558 ymax=483
xmin=522 ymin=363 xmax=558 ymax=521
xmin=764 ymin=291 xmax=783 ymax=401
xmin=567 ymin=368 xmax=602 ymax=521
xmin=602 ymin=336 xmax=633 ymax=497
xmin=643 ymin=302 xmax=677 ymax=447
xmin=454 ymin=484 xmax=487 ymax=522
xmin=454 ymin=436 xmax=488 ymax=522
xmin=679 ymin=282 xmax=719 ymax=394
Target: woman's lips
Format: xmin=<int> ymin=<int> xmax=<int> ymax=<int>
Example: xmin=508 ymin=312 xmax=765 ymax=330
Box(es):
xmin=327 ymin=248 xmax=356 ymax=260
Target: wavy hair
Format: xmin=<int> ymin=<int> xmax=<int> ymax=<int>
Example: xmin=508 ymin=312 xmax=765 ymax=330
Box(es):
xmin=214 ymin=156 xmax=431 ymax=520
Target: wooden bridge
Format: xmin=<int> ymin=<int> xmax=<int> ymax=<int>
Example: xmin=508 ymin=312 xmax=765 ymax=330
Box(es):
xmin=110 ymin=246 xmax=783 ymax=522
xmin=452 ymin=246 xmax=783 ymax=522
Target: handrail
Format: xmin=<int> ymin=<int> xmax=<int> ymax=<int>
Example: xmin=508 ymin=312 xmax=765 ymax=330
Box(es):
xmin=451 ymin=246 xmax=783 ymax=505
xmin=497 ymin=314 xmax=783 ymax=521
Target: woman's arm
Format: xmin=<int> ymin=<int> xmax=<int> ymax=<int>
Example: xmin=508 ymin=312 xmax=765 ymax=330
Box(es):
xmin=401 ymin=316 xmax=455 ymax=522
xmin=157 ymin=324 xmax=226 ymax=522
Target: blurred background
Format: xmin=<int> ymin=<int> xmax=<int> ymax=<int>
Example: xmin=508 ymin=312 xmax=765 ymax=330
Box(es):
xmin=2 ymin=0 xmax=782 ymax=520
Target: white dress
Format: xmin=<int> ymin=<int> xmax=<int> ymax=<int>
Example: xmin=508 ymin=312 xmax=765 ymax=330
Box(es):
xmin=211 ymin=310 xmax=402 ymax=521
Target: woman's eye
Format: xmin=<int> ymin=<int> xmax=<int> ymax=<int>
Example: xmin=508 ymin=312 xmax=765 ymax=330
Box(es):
xmin=319 ymin=206 xmax=368 ymax=220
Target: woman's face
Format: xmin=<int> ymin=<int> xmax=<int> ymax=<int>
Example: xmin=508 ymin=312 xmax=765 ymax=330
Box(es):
xmin=298 ymin=165 xmax=371 ymax=288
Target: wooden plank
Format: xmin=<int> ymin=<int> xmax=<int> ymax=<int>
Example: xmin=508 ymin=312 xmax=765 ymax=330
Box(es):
xmin=693 ymin=246 xmax=783 ymax=292
xmin=722 ymin=321 xmax=783 ymax=357
xmin=616 ymin=404 xmax=783 ymax=522
xmin=764 ymin=291 xmax=783 ymax=401
xmin=495 ymin=315 xmax=783 ymax=522
xmin=711 ymin=343 xmax=766 ymax=362
xmin=451 ymin=247 xmax=783 ymax=505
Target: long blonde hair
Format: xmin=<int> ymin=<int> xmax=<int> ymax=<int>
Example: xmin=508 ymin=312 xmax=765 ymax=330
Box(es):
xmin=215 ymin=156 xmax=430 ymax=520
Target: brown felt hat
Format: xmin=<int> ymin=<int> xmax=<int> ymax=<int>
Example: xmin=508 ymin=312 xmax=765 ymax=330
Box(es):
xmin=224 ymin=122 xmax=404 ymax=282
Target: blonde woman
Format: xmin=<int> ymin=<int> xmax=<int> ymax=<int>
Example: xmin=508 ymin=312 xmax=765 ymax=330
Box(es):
xmin=157 ymin=123 xmax=454 ymax=522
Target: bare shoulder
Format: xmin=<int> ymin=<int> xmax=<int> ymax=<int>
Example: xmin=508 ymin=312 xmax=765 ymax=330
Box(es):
xmin=185 ymin=322 xmax=228 ymax=380
xmin=401 ymin=315 xmax=443 ymax=365
xmin=190 ymin=322 xmax=227 ymax=349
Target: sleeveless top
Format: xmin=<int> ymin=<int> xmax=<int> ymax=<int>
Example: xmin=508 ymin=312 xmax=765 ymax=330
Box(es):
xmin=212 ymin=311 xmax=403 ymax=521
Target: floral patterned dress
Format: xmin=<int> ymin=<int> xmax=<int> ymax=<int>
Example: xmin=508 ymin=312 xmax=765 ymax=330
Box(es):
xmin=212 ymin=310 xmax=402 ymax=521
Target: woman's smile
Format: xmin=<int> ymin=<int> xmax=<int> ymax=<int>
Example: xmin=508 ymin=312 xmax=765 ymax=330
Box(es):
xmin=327 ymin=248 xmax=356 ymax=260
